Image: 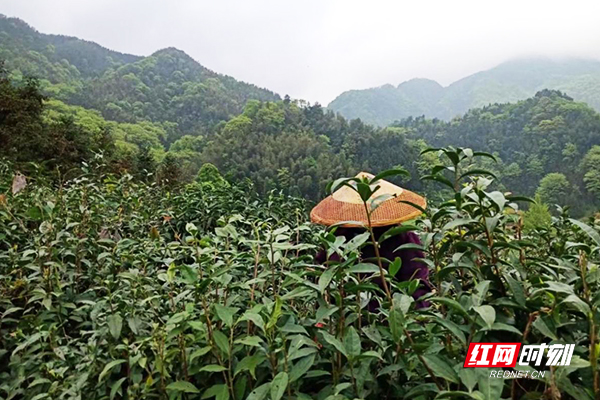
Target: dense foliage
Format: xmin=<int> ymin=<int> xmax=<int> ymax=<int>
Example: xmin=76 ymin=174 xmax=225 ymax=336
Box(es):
xmin=2 ymin=150 xmax=600 ymax=400
xmin=0 ymin=66 xmax=113 ymax=171
xmin=4 ymin=65 xmax=600 ymax=214
xmin=394 ymin=90 xmax=600 ymax=215
xmin=200 ymin=100 xmax=428 ymax=200
xmin=328 ymin=58 xmax=600 ymax=126
xmin=4 ymin=15 xmax=600 ymax=215
xmin=0 ymin=67 xmax=426 ymax=201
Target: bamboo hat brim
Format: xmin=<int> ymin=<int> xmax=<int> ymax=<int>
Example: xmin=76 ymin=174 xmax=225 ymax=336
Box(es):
xmin=310 ymin=172 xmax=427 ymax=227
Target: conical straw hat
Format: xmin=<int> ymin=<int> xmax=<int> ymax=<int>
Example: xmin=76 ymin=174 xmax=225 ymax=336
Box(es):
xmin=310 ymin=172 xmax=426 ymax=227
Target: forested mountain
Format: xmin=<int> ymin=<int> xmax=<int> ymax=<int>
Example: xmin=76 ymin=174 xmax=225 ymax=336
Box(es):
xmin=0 ymin=15 xmax=140 ymax=81
xmin=395 ymin=89 xmax=600 ymax=213
xmin=0 ymin=58 xmax=428 ymax=201
xmin=0 ymin=15 xmax=425 ymax=201
xmin=2 ymin=15 xmax=600 ymax=215
xmin=0 ymin=14 xmax=279 ymax=137
xmin=329 ymin=58 xmax=600 ymax=126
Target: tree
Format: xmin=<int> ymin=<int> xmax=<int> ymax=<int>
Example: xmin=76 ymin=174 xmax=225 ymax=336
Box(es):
xmin=276 ymin=167 xmax=291 ymax=193
xmin=0 ymin=65 xmax=114 ymax=172
xmin=562 ymin=142 xmax=578 ymax=164
xmin=158 ymin=153 xmax=181 ymax=186
xmin=135 ymin=146 xmax=156 ymax=182
xmin=169 ymin=135 xmax=203 ymax=153
xmin=536 ymin=173 xmax=571 ymax=206
xmin=523 ymin=194 xmax=552 ymax=231
xmin=0 ymin=68 xmax=44 ymax=161
xmin=582 ymin=146 xmax=600 ymax=200
xmin=196 ymin=163 xmax=228 ymax=188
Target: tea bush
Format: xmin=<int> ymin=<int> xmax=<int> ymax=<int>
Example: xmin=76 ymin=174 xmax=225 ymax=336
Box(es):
xmin=1 ymin=148 xmax=599 ymax=400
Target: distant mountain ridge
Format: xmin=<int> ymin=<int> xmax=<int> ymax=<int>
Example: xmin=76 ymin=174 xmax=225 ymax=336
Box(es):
xmin=328 ymin=58 xmax=600 ymax=126
xmin=0 ymin=15 xmax=141 ymax=80
xmin=0 ymin=14 xmax=279 ymax=134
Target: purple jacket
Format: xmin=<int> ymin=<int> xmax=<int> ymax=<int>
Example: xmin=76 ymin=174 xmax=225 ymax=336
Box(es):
xmin=315 ymin=227 xmax=432 ymax=307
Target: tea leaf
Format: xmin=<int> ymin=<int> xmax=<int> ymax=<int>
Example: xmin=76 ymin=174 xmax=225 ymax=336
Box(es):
xmin=200 ymin=364 xmax=228 ymax=372
xmin=421 ymin=355 xmax=459 ymax=383
xmin=201 ymin=384 xmax=229 ymax=400
xmin=270 ymin=372 xmax=289 ymax=400
xmin=474 ymin=305 xmax=496 ymax=329
xmin=99 ymin=359 xmax=126 ymax=382
xmin=214 ymin=304 xmax=238 ymax=327
xmin=318 ymin=267 xmax=337 ymax=293
xmin=107 ymin=314 xmax=123 ymax=340
xmin=344 ymin=326 xmax=361 ymax=358
xmin=321 ymin=332 xmax=348 ymax=357
xmin=246 ymin=383 xmax=270 ymax=400
xmin=235 ymin=354 xmax=265 ymax=378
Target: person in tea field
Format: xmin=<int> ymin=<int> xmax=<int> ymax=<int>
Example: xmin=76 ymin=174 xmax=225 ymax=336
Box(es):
xmin=311 ymin=172 xmax=432 ymax=307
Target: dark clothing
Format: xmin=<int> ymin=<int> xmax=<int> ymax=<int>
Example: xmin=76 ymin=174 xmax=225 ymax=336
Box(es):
xmin=315 ymin=227 xmax=432 ymax=307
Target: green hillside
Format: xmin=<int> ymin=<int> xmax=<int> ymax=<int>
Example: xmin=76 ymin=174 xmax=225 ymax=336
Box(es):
xmin=2 ymin=15 xmax=600 ymax=214
xmin=328 ymin=58 xmax=600 ymax=126
xmin=0 ymin=14 xmax=280 ymax=137
xmin=0 ymin=15 xmax=140 ymax=82
xmin=395 ymin=89 xmax=600 ymax=213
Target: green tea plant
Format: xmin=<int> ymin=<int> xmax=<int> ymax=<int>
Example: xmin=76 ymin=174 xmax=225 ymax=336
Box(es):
xmin=0 ymin=148 xmax=599 ymax=400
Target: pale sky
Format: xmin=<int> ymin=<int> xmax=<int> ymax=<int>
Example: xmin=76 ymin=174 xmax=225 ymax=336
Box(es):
xmin=2 ymin=0 xmax=600 ymax=104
